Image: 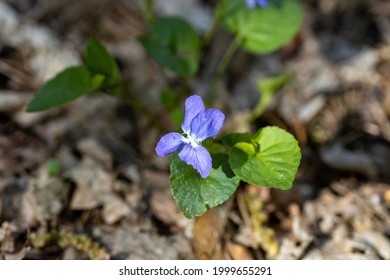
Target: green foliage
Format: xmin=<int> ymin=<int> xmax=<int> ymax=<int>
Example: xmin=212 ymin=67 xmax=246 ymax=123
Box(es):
xmin=85 ymin=37 xmax=121 ymax=90
xmin=221 ymin=0 xmax=302 ymax=54
xmin=27 ymin=37 xmax=122 ymax=112
xmin=229 ymin=126 xmax=301 ymax=190
xmin=27 ymin=66 xmax=90 ymax=112
xmin=89 ymin=74 xmax=105 ymax=92
xmin=46 ymin=159 xmax=61 ymax=177
xmin=160 ymin=88 xmax=178 ymax=109
xmin=257 ymin=73 xmax=293 ymax=96
xmin=221 ymin=132 xmax=252 ymax=147
xmin=160 ymin=89 xmax=184 ymax=128
xmin=139 ymin=17 xmax=201 ymax=77
xmin=169 ymin=107 xmax=185 ymax=129
xmin=170 ymin=153 xmax=240 ymax=218
xmin=252 ymin=73 xmax=293 ymax=117
xmin=169 ymin=126 xmax=301 ymax=218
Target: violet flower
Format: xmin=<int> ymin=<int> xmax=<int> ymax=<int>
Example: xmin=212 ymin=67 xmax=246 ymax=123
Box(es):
xmin=155 ymin=95 xmax=225 ymax=178
xmin=246 ymin=0 xmax=268 ymax=9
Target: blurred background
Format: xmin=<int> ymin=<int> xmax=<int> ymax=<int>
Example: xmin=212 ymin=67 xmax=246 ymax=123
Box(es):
xmin=0 ymin=0 xmax=390 ymax=259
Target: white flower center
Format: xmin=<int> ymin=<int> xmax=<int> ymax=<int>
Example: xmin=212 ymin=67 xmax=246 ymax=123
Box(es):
xmin=183 ymin=133 xmax=200 ymax=148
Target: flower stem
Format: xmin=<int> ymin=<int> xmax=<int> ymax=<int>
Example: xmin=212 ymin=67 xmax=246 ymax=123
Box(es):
xmin=208 ymin=35 xmax=242 ymax=105
xmin=145 ymin=0 xmax=155 ymax=24
xmin=202 ymin=0 xmax=225 ymax=46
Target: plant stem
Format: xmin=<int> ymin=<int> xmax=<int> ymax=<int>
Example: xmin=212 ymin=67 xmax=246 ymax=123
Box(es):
xmin=145 ymin=0 xmax=155 ymax=24
xmin=202 ymin=0 xmax=226 ymax=46
xmin=208 ymin=35 xmax=242 ymax=105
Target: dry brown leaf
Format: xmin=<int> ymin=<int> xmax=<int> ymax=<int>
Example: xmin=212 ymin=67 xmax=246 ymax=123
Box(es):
xmin=94 ymin=223 xmax=193 ymax=260
xmin=0 ymin=91 xmax=30 ymax=112
xmin=77 ymin=138 xmax=113 ymax=170
xmin=226 ymin=241 xmax=254 ymax=260
xmin=193 ymin=208 xmax=225 ymax=260
xmin=384 ymin=189 xmax=390 ymax=203
xmin=2 ymin=247 xmax=30 ymax=260
xmin=277 ymin=238 xmax=313 ymax=260
xmin=30 ymin=166 xmax=70 ymax=221
xmin=150 ymin=188 xmax=193 ymax=237
xmin=354 ymin=230 xmax=390 ymax=260
xmin=101 ymin=194 xmax=130 ymax=225
xmin=67 ymin=159 xmax=113 ymax=210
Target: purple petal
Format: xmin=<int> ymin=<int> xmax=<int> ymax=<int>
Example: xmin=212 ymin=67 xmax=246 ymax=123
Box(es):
xmin=181 ymin=95 xmax=205 ymax=134
xmin=178 ymin=144 xmax=212 ymax=178
xmin=155 ymin=132 xmax=184 ymax=156
xmin=246 ymin=0 xmax=257 ymax=8
xmin=257 ymin=0 xmax=268 ymax=8
xmin=190 ymin=108 xmax=225 ymax=141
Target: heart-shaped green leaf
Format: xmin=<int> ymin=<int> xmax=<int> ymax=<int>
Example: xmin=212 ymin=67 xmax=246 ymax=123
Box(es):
xmin=170 ymin=153 xmax=240 ymax=218
xmin=229 ymin=126 xmax=301 ymax=190
xmin=27 ymin=66 xmax=90 ymax=112
xmin=139 ymin=17 xmax=201 ymax=77
xmin=221 ymin=0 xmax=302 ymax=54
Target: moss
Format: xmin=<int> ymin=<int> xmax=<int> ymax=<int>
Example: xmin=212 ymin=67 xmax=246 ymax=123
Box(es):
xmin=29 ymin=230 xmax=107 ymax=259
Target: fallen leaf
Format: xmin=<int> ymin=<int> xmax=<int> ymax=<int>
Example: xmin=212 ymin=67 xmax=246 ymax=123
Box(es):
xmin=101 ymin=194 xmax=130 ymax=225
xmin=226 ymin=241 xmax=254 ymax=260
xmin=193 ymin=205 xmax=231 ymax=260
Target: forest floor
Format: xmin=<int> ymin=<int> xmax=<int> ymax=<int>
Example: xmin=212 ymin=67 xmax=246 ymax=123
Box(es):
xmin=1 ymin=0 xmax=390 ymax=260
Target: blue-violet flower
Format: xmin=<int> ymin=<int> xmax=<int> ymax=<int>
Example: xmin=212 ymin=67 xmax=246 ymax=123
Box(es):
xmin=246 ymin=0 xmax=268 ymax=9
xmin=155 ymin=95 xmax=225 ymax=178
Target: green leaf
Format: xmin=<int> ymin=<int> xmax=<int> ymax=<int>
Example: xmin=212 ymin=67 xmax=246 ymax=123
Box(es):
xmin=85 ymin=37 xmax=121 ymax=88
xmin=27 ymin=66 xmax=90 ymax=112
xmin=221 ymin=0 xmax=302 ymax=54
xmin=139 ymin=17 xmax=201 ymax=77
xmin=170 ymin=153 xmax=240 ymax=218
xmin=160 ymin=88 xmax=178 ymax=109
xmin=253 ymin=73 xmax=293 ymax=116
xmin=169 ymin=107 xmax=184 ymax=129
xmin=257 ymin=73 xmax=292 ymax=96
xmin=46 ymin=159 xmax=61 ymax=176
xmin=221 ymin=132 xmax=252 ymax=148
xmin=204 ymin=139 xmax=226 ymax=154
xmin=90 ymin=74 xmax=105 ymax=92
xmin=229 ymin=126 xmax=301 ymax=190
